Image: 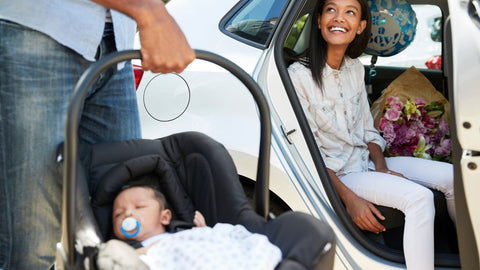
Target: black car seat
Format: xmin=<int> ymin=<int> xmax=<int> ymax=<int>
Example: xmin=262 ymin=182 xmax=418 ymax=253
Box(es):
xmin=82 ymin=131 xmax=336 ymax=270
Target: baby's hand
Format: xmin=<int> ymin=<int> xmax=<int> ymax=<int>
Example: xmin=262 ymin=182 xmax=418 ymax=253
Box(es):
xmin=136 ymin=246 xmax=149 ymax=255
xmin=193 ymin=210 xmax=206 ymax=227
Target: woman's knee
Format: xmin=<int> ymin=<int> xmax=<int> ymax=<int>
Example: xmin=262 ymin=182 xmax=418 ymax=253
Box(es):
xmin=403 ymin=186 xmax=435 ymax=218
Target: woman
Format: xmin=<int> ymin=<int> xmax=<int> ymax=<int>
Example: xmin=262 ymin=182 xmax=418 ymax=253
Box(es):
xmin=287 ymin=0 xmax=456 ymax=269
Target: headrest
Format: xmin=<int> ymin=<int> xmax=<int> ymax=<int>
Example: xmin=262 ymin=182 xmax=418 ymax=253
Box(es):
xmin=91 ymin=154 xmax=196 ymax=239
xmin=365 ymin=0 xmax=418 ymax=56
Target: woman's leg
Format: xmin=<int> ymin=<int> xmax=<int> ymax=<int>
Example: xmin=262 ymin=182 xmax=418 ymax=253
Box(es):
xmin=385 ymin=156 xmax=456 ymax=224
xmin=341 ymin=172 xmax=435 ymax=270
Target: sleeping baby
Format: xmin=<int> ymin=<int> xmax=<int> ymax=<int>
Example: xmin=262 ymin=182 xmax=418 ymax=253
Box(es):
xmin=110 ymin=185 xmax=282 ymax=270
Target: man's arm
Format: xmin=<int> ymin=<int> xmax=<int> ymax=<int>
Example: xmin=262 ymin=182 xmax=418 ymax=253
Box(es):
xmin=91 ymin=0 xmax=195 ymax=73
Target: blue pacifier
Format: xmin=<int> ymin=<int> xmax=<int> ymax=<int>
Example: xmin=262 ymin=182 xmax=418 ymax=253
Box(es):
xmin=121 ymin=217 xmax=140 ymax=238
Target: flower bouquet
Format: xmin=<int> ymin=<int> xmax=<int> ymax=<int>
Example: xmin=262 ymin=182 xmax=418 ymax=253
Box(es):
xmin=378 ymin=96 xmax=452 ymax=163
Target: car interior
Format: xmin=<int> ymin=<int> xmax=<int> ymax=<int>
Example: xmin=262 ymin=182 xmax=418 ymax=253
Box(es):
xmin=276 ymin=0 xmax=460 ymax=267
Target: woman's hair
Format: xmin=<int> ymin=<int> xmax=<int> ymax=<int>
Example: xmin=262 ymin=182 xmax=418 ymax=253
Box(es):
xmin=301 ymin=0 xmax=372 ymax=88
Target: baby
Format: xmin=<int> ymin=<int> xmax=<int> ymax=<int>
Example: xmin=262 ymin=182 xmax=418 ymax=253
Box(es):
xmin=112 ymin=185 xmax=205 ymax=247
xmin=112 ymin=185 xmax=282 ymax=270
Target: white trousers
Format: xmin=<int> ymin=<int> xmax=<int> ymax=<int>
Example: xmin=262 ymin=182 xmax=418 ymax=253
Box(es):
xmin=340 ymin=156 xmax=455 ymax=270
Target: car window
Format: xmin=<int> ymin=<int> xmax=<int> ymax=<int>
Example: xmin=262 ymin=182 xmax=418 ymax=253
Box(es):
xmin=285 ymin=14 xmax=310 ymax=52
xmin=359 ymin=5 xmax=443 ymax=70
xmin=223 ymin=0 xmax=288 ymax=45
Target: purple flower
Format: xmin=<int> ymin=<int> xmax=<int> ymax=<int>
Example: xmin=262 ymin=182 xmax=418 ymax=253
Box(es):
xmin=405 ymin=129 xmax=416 ymax=140
xmin=382 ymin=121 xmax=396 ymax=147
xmin=435 ymin=139 xmax=452 ymax=156
xmin=439 ymin=120 xmax=449 ymax=135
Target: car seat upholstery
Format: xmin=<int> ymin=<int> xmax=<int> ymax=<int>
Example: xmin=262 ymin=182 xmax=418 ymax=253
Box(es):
xmin=80 ymin=131 xmax=336 ymax=270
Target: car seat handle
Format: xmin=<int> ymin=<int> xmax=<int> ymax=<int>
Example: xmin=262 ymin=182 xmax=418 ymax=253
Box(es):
xmin=61 ymin=49 xmax=271 ymax=266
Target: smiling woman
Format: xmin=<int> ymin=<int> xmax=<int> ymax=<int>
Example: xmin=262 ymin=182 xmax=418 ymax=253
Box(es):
xmin=287 ymin=0 xmax=456 ymax=269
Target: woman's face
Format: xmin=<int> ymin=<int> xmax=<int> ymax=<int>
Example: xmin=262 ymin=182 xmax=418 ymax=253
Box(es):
xmin=112 ymin=186 xmax=171 ymax=241
xmin=318 ymin=0 xmax=367 ymax=49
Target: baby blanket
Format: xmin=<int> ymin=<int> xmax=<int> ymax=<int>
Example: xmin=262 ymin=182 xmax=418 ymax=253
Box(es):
xmin=140 ymin=223 xmax=282 ymax=270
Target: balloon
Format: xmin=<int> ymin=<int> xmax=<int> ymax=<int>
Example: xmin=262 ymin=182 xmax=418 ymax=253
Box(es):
xmin=365 ymin=0 xmax=418 ymax=56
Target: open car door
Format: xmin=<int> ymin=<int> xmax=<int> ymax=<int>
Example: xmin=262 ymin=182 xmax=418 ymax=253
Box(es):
xmin=447 ymin=0 xmax=480 ymax=268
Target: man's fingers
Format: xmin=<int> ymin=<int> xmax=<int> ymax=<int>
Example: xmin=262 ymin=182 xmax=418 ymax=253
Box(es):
xmin=140 ymin=48 xmax=195 ymax=74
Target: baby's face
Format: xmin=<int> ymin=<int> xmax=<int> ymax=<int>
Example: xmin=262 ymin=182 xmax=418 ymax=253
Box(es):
xmin=113 ymin=186 xmax=171 ymax=241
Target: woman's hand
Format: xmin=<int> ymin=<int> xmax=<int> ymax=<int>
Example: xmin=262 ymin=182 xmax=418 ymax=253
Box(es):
xmin=368 ymin=142 xmax=407 ymax=179
xmin=344 ymin=193 xmax=386 ymax=234
xmin=328 ymin=168 xmax=386 ymax=234
xmin=376 ymin=168 xmax=407 ymax=179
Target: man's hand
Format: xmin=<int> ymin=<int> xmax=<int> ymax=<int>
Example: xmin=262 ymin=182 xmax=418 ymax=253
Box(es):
xmin=136 ymin=3 xmax=195 ymax=73
xmin=91 ymin=0 xmax=195 ymax=73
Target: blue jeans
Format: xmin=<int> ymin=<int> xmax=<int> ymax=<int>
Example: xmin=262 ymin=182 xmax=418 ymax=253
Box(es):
xmin=0 ymin=20 xmax=141 ymax=269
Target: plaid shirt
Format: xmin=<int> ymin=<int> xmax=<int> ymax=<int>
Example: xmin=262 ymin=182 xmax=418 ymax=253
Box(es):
xmin=288 ymin=57 xmax=385 ymax=177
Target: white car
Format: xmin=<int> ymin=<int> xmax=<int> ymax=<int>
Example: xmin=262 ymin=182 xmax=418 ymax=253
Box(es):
xmin=134 ymin=0 xmax=480 ymax=269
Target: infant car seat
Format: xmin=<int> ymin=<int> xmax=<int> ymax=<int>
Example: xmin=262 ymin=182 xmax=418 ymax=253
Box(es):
xmin=84 ymin=131 xmax=335 ymax=270
xmin=55 ymin=50 xmax=336 ymax=270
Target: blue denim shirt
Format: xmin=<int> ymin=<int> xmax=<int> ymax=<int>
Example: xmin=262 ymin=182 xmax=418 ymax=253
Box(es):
xmin=0 ymin=0 xmax=136 ymax=61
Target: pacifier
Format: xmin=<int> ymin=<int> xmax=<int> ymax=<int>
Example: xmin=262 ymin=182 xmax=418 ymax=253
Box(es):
xmin=121 ymin=217 xmax=140 ymax=238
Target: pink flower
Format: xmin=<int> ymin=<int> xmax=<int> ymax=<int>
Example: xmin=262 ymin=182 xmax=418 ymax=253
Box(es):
xmin=384 ymin=108 xmax=401 ymax=121
xmin=386 ymin=96 xmax=401 ymax=105
xmin=378 ymin=117 xmax=388 ymax=132
xmin=415 ymin=98 xmax=426 ymax=106
xmin=391 ymin=102 xmax=403 ymax=112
